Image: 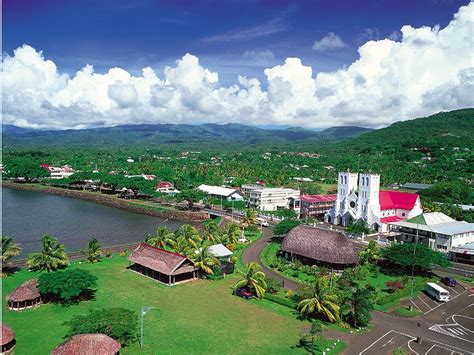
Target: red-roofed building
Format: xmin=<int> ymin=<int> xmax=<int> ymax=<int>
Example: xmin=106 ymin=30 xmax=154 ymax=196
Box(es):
xmin=155 ymin=181 xmax=180 ymax=195
xmin=326 ymin=172 xmax=422 ymax=232
xmin=301 ymin=194 xmax=337 ymax=219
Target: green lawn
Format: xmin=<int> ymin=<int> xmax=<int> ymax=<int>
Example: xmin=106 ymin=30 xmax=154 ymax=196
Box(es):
xmin=3 ymin=254 xmax=313 ymax=354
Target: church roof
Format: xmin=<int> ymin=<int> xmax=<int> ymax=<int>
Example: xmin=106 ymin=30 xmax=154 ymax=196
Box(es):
xmin=379 ymin=191 xmax=419 ymax=211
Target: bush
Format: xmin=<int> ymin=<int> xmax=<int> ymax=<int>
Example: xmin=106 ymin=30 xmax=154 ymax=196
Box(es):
xmin=386 ymin=280 xmax=404 ymax=293
xmin=263 ymin=293 xmax=297 ymax=309
xmin=273 ymin=219 xmax=301 ymax=235
xmin=39 ymin=269 xmax=97 ymax=304
xmin=266 ymin=277 xmax=283 ymax=294
xmin=64 ymin=307 xmax=138 ymax=346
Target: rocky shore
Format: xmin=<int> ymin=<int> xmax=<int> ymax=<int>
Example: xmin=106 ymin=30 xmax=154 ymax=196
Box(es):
xmin=2 ymin=181 xmax=210 ymax=222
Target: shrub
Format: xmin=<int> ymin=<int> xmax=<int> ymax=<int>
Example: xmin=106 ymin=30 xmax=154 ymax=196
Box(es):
xmin=264 ymin=293 xmax=297 ymax=309
xmin=226 ymin=243 xmax=235 ymax=251
xmin=266 ymin=277 xmax=283 ymax=294
xmin=39 ymin=269 xmax=97 ymax=304
xmin=386 ymin=280 xmax=404 ymax=293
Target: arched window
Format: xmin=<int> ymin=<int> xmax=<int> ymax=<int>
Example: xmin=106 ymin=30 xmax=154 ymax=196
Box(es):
xmin=362 ymin=177 xmax=366 ymax=186
xmin=344 ymin=176 xmax=347 ymax=184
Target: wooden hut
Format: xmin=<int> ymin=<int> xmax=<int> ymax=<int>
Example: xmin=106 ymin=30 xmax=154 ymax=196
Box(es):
xmin=6 ymin=279 xmax=42 ymax=311
xmin=281 ymin=225 xmax=358 ymax=270
xmin=1 ymin=323 xmax=16 ymax=354
xmin=51 ymin=334 xmax=121 ymax=355
xmin=128 ymin=243 xmax=198 ymax=286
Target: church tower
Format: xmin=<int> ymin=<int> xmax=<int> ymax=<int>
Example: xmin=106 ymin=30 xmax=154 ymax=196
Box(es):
xmin=334 ymin=171 xmax=358 ymax=218
xmin=358 ymin=173 xmax=380 ymax=226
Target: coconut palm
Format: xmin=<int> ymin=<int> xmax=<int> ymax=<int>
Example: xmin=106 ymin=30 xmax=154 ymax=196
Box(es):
xmin=81 ymin=237 xmax=102 ymax=263
xmin=223 ymin=223 xmax=240 ymax=245
xmin=239 ymin=209 xmax=258 ymax=241
xmin=234 ymin=262 xmax=267 ymax=298
xmin=298 ymin=276 xmax=340 ymax=322
xmin=166 ymin=235 xmax=193 ymax=256
xmin=1 ymin=236 xmax=22 ymax=267
xmin=174 ymin=224 xmax=200 ymax=243
xmin=145 ymin=226 xmax=172 ymax=249
xmin=190 ymin=246 xmax=219 ymax=276
xmin=359 ymin=240 xmax=381 ymax=265
xmin=27 ymin=235 xmax=69 ymax=272
xmin=202 ymin=221 xmax=220 ymax=243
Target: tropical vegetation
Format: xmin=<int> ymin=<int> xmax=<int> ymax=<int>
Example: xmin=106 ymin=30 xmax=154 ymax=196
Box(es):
xmin=297 ymin=276 xmax=340 ymax=322
xmin=1 ymin=236 xmax=22 ymax=266
xmin=27 ymin=235 xmax=69 ymax=272
xmin=234 ymin=262 xmax=267 ymax=298
xmin=81 ymin=237 xmax=103 ymax=263
xmin=38 ymin=269 xmax=97 ymax=304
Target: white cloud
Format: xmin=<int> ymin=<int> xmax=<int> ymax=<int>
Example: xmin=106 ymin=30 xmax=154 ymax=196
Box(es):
xmin=2 ymin=2 xmax=473 ymax=130
xmin=243 ymin=49 xmax=275 ymax=61
xmin=312 ymin=32 xmax=347 ymax=51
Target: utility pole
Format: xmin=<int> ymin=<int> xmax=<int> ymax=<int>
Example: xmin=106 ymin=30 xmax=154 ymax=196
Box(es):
xmin=140 ymin=306 xmax=152 ymax=350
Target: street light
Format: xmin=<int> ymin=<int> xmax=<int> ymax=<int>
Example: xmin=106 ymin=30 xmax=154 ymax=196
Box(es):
xmin=140 ymin=306 xmax=153 ymax=350
xmin=416 ymin=322 xmax=422 ymax=344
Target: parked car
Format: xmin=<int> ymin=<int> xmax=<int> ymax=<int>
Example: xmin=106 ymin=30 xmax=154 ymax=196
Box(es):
xmin=236 ymin=288 xmax=254 ymax=299
xmin=441 ymin=276 xmax=457 ymax=287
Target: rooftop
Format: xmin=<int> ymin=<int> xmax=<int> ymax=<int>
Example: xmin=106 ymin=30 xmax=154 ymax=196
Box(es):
xmin=197 ymin=184 xmax=242 ymax=198
xmin=52 ymin=334 xmax=121 ymax=355
xmin=301 ymin=194 xmax=337 ymax=203
xmin=390 ymin=212 xmax=474 ymax=236
xmin=379 ymin=190 xmax=419 ymax=211
xmin=208 ymin=244 xmax=233 ymax=258
xmin=1 ymin=323 xmax=15 ymax=346
xmin=6 ymin=279 xmax=40 ymax=303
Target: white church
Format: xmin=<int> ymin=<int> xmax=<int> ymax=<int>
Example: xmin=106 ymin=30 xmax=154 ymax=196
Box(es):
xmin=325 ymin=172 xmax=423 ymax=233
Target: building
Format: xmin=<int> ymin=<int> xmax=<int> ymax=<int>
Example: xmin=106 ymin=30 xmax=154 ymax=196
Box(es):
xmin=241 ymin=184 xmax=261 ymax=197
xmin=300 ymin=194 xmax=337 ymax=219
xmin=1 ymin=323 xmax=16 ymax=354
xmin=155 ymin=181 xmax=180 ymax=195
xmin=387 ymin=212 xmax=474 ymax=253
xmin=449 ymin=242 xmax=474 ymax=264
xmin=326 ymin=172 xmax=422 ymax=232
xmin=128 ymin=243 xmax=199 ymax=286
xmin=208 ymin=244 xmax=234 ymax=274
xmin=281 ymin=225 xmax=358 ymax=270
xmin=400 ymin=182 xmax=433 ymax=190
xmin=248 ymin=187 xmax=300 ymax=212
xmin=52 ymin=334 xmax=121 ymax=355
xmin=197 ymin=184 xmax=244 ymax=201
xmin=6 ymin=279 xmax=42 ymax=311
xmin=40 ymin=164 xmax=75 ymax=179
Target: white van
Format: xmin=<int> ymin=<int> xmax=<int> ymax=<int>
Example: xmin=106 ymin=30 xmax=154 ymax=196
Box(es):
xmin=256 ymin=217 xmax=269 ymax=227
xmin=426 ymin=282 xmax=450 ymax=302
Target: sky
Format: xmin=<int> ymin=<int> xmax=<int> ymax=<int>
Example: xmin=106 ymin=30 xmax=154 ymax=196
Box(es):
xmin=2 ymin=0 xmax=473 ymax=130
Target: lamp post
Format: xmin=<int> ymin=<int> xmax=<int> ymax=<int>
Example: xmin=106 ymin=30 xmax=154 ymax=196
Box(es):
xmin=416 ymin=322 xmax=422 ymax=344
xmin=140 ymin=306 xmax=153 ymax=350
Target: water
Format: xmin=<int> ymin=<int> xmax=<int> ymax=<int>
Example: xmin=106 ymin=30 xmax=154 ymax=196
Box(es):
xmin=1 ymin=188 xmax=186 ymax=255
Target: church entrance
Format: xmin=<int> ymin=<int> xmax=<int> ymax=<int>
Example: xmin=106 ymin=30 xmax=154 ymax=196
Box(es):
xmin=371 ymin=223 xmax=379 ymax=232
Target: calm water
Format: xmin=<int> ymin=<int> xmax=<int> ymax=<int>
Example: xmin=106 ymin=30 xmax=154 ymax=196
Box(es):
xmin=1 ymin=188 xmax=186 ymax=255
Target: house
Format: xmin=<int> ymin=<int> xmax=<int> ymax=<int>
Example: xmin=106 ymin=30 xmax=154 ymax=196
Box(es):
xmin=208 ymin=244 xmax=234 ymax=274
xmin=52 ymin=334 xmax=121 ymax=355
xmin=449 ymin=242 xmax=474 ymax=264
xmin=6 ymin=279 xmax=42 ymax=311
xmin=1 ymin=323 xmax=16 ymax=354
xmin=300 ymin=194 xmax=337 ymax=219
xmin=197 ymin=184 xmax=244 ymax=201
xmin=281 ymin=225 xmax=358 ymax=270
xmin=241 ymin=184 xmax=261 ymax=197
xmin=248 ymin=187 xmax=300 ymax=211
xmin=387 ymin=212 xmax=474 ymax=253
xmin=40 ymin=164 xmax=75 ymax=179
xmin=325 ymin=172 xmax=423 ymax=232
xmin=155 ymin=181 xmax=180 ymax=195
xmin=128 ymin=243 xmax=199 ymax=286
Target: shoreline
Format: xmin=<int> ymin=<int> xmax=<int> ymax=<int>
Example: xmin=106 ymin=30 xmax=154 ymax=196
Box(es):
xmin=2 ymin=181 xmax=210 ymax=223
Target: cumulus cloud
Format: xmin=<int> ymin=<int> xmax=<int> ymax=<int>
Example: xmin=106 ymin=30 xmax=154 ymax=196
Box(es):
xmin=2 ymin=2 xmax=473 ymax=130
xmin=312 ymin=32 xmax=347 ymax=51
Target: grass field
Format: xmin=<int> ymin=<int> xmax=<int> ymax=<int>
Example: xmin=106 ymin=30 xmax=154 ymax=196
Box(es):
xmin=2 ymin=255 xmax=313 ymax=354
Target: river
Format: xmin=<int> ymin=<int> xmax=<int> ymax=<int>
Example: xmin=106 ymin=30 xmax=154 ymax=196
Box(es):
xmin=1 ymin=188 xmax=186 ymax=255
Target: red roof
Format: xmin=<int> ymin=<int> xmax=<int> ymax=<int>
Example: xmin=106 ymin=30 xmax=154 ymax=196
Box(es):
xmin=379 ymin=190 xmax=419 ymax=211
xmin=156 ymin=181 xmax=174 ymax=189
xmin=301 ymin=194 xmax=337 ymax=203
xmin=380 ymin=216 xmax=405 ymax=223
xmin=39 ymin=164 xmax=49 ymax=168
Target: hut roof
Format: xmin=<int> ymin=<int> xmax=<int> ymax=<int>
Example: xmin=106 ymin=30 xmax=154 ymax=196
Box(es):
xmin=128 ymin=243 xmax=197 ymax=276
xmin=6 ymin=279 xmax=40 ymax=303
xmin=51 ymin=334 xmax=121 ymax=355
xmin=1 ymin=323 xmax=15 ymax=345
xmin=281 ymin=225 xmax=358 ymax=265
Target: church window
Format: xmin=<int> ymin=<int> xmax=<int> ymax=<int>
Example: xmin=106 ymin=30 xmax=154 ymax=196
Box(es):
xmin=344 ymin=176 xmax=347 ymax=184
xmin=350 ymin=201 xmax=356 ymax=208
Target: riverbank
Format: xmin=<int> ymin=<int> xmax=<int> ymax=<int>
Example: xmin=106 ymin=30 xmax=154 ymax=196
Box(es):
xmin=2 ymin=181 xmax=209 ymax=222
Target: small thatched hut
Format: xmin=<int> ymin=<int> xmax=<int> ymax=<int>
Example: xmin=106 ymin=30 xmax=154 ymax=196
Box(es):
xmin=1 ymin=323 xmax=16 ymax=354
xmin=51 ymin=334 xmax=121 ymax=355
xmin=6 ymin=279 xmax=42 ymax=311
xmin=281 ymin=225 xmax=359 ymax=270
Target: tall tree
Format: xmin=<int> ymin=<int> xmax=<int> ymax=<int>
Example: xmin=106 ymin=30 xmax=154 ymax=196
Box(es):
xmin=39 ymin=269 xmax=98 ymax=304
xmin=234 ymin=262 xmax=267 ymax=298
xmin=297 ymin=276 xmax=340 ymax=322
xmin=81 ymin=238 xmax=103 ymax=263
xmin=27 ymin=235 xmax=69 ymax=272
xmin=145 ymin=226 xmax=172 ymax=249
xmin=341 ymin=286 xmax=373 ymax=328
xmin=381 ymin=243 xmax=450 ymax=272
xmin=1 ymin=236 xmax=22 ymax=265
xmin=359 ymin=240 xmax=381 ymax=265
xmin=190 ymin=245 xmax=219 ymax=276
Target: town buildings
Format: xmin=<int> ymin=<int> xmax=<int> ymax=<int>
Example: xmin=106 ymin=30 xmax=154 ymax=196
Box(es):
xmin=326 ymin=172 xmax=423 ymax=232
xmin=155 ymin=181 xmax=180 ymax=195
xmin=300 ymin=194 xmax=337 ymax=219
xmin=248 ymin=187 xmax=300 ymax=212
xmin=40 ymin=164 xmax=75 ymax=179
xmin=197 ymin=184 xmax=244 ymax=201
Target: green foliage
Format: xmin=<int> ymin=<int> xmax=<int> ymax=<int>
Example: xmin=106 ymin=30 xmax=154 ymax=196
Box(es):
xmin=267 ymin=208 xmax=298 ymax=219
xmin=81 ymin=237 xmax=102 ymax=263
xmin=190 ymin=246 xmax=219 ymax=276
xmin=1 ymin=236 xmax=22 ymax=263
xmin=234 ymin=262 xmax=267 ymax=298
xmin=273 ymin=219 xmax=301 ymax=235
xmin=5 ymin=158 xmax=50 ymax=181
xmin=341 ymin=287 xmax=373 ymax=328
xmin=39 ymin=269 xmax=97 ymax=304
xmin=263 ymin=293 xmax=297 ymax=308
xmin=381 ymin=243 xmax=451 ymax=271
xmin=297 ymin=276 xmax=340 ymax=322
xmin=64 ymin=307 xmax=138 ymax=346
xmin=420 ymin=181 xmax=473 ymax=205
xmin=359 ymin=240 xmax=381 ymax=265
xmin=346 ymin=220 xmax=371 ymax=235
xmin=27 ymin=235 xmax=69 ymax=272
xmin=265 ymin=277 xmax=283 ymax=294
xmin=177 ymin=189 xmax=207 ymax=209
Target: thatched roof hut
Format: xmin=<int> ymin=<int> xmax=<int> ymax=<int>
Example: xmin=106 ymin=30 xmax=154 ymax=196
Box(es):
xmin=281 ymin=225 xmax=358 ymax=268
xmin=6 ymin=279 xmax=42 ymax=311
xmin=1 ymin=323 xmax=16 ymax=353
xmin=51 ymin=334 xmax=121 ymax=355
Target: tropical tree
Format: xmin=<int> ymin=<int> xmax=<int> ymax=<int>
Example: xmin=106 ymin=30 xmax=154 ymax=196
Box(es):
xmin=298 ymin=320 xmax=325 ymax=354
xmin=359 ymin=240 xmax=381 ymax=265
xmin=190 ymin=245 xmax=219 ymax=276
xmin=174 ymin=224 xmax=200 ymax=243
xmin=297 ymin=276 xmax=340 ymax=322
xmin=234 ymin=262 xmax=267 ymax=298
xmin=145 ymin=226 xmax=172 ymax=249
xmin=1 ymin=236 xmax=22 ymax=265
xmin=341 ymin=286 xmax=373 ymax=328
xmin=222 ymin=222 xmax=241 ymax=245
xmin=381 ymin=242 xmax=450 ymax=272
xmin=81 ymin=238 xmax=102 ymax=263
xmin=27 ymin=235 xmax=69 ymax=272
xmin=39 ymin=269 xmax=98 ymax=304
xmin=240 ymin=208 xmax=258 ymax=228
xmin=202 ymin=221 xmax=221 ymax=243
xmin=166 ymin=235 xmax=193 ymax=256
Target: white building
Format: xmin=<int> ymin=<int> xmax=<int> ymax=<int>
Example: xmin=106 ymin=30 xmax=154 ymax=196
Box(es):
xmin=197 ymin=184 xmax=244 ymax=201
xmin=41 ymin=165 xmax=75 ymax=179
xmin=326 ymin=172 xmax=423 ymax=232
xmin=248 ymin=188 xmax=300 ymax=212
xmin=388 ymin=212 xmax=474 ymax=253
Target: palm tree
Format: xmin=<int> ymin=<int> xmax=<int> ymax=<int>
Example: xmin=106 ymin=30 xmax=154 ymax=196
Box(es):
xmin=145 ymin=226 xmax=172 ymax=249
xmin=27 ymin=235 xmax=69 ymax=272
xmin=223 ymin=223 xmax=240 ymax=245
xmin=298 ymin=276 xmax=340 ymax=322
xmin=202 ymin=221 xmax=220 ymax=243
xmin=174 ymin=224 xmax=200 ymax=244
xmin=359 ymin=240 xmax=381 ymax=265
xmin=191 ymin=246 xmax=219 ymax=276
xmin=234 ymin=262 xmax=267 ymax=298
xmin=81 ymin=237 xmax=102 ymax=263
xmin=167 ymin=235 xmax=193 ymax=256
xmin=239 ymin=209 xmax=258 ymax=241
xmin=1 ymin=236 xmax=22 ymax=267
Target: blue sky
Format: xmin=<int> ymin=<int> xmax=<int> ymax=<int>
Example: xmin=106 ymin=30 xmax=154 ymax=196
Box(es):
xmin=2 ymin=0 xmax=473 ymax=129
xmin=4 ymin=0 xmax=468 ymax=84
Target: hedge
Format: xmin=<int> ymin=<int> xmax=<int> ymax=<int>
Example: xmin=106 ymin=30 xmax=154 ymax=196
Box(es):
xmin=263 ymin=293 xmax=297 ymax=309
